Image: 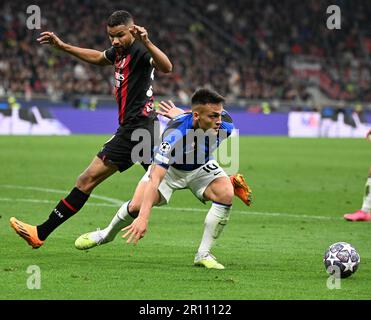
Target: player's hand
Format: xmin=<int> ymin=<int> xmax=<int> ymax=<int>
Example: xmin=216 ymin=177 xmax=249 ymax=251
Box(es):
xmin=129 ymin=25 xmax=150 ymax=44
xmin=37 ymin=31 xmax=65 ymax=49
xmin=156 ymin=100 xmax=184 ymax=119
xmin=366 ymin=129 xmax=371 ymax=142
xmin=121 ymin=217 xmax=148 ymax=245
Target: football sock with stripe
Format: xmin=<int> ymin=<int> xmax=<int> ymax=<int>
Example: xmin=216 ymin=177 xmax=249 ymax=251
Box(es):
xmin=37 ymin=187 xmax=90 ymax=240
xmin=101 ymin=200 xmax=137 ymax=242
xmin=361 ymin=177 xmax=371 ymax=213
xmin=197 ymin=202 xmax=231 ymax=254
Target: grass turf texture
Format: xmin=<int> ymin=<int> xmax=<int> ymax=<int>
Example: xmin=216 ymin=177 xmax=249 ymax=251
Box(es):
xmin=0 ymin=136 xmax=370 ymax=300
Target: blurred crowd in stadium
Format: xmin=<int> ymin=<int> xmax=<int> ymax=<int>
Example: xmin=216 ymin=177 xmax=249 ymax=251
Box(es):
xmin=1 ymin=0 xmax=370 ymax=105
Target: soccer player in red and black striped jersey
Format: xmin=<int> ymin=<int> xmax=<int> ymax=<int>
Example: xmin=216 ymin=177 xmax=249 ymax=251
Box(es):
xmin=10 ymin=10 xmax=174 ymax=248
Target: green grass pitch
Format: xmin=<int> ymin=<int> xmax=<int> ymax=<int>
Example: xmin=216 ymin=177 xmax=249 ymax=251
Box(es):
xmin=0 ymin=135 xmax=370 ymax=300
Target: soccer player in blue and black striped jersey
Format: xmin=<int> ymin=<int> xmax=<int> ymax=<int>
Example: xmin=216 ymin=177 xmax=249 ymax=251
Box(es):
xmin=10 ymin=10 xmax=173 ymax=248
xmin=75 ymin=88 xmax=252 ymax=269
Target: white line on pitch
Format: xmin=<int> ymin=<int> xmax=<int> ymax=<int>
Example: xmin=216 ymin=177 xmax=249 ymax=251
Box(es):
xmin=0 ymin=196 xmax=339 ymax=221
xmin=0 ymin=185 xmax=122 ymax=205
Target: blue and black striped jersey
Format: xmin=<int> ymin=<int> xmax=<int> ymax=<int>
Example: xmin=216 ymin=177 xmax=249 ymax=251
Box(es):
xmin=153 ymin=111 xmax=234 ymax=171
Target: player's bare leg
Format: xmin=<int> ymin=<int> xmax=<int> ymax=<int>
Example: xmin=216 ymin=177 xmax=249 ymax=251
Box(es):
xmin=76 ymin=156 xmax=118 ymax=194
xmin=75 ymin=180 xmax=162 ymax=250
xmin=194 ymin=177 xmax=234 ymax=269
xmin=10 ymin=156 xmax=117 ymax=248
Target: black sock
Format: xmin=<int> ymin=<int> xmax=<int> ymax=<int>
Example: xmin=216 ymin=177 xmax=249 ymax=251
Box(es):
xmin=37 ymin=187 xmax=90 ymax=240
xmin=127 ymin=200 xmax=139 ymax=219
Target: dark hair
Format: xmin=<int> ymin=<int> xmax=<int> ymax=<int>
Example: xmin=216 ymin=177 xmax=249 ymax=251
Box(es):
xmin=107 ymin=10 xmax=133 ymax=27
xmin=191 ymin=88 xmax=225 ymax=106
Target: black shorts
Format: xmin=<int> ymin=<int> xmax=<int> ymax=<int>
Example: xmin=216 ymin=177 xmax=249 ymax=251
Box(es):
xmin=97 ymin=120 xmax=159 ymax=172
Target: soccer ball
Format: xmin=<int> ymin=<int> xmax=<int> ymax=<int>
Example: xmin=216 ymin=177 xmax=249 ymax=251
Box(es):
xmin=159 ymin=142 xmax=171 ymax=154
xmin=323 ymin=242 xmax=360 ymax=278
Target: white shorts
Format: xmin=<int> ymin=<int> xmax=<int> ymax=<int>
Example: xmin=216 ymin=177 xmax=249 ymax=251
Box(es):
xmin=140 ymin=160 xmax=229 ymax=205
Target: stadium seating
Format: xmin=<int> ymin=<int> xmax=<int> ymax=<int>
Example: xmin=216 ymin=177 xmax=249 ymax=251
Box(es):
xmin=0 ymin=0 xmax=370 ymax=102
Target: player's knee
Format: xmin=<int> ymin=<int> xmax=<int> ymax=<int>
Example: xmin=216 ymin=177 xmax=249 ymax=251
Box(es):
xmin=215 ymin=184 xmax=234 ymax=205
xmin=128 ymin=200 xmax=141 ymax=213
xmin=224 ymin=187 xmax=235 ymax=204
xmin=76 ymin=172 xmax=96 ymax=193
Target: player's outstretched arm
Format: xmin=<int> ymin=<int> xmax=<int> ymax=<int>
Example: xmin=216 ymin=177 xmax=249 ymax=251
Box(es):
xmin=129 ymin=25 xmax=172 ymax=73
xmin=156 ymin=100 xmax=185 ymax=119
xmin=37 ymin=31 xmax=110 ymax=66
xmin=122 ymin=165 xmax=167 ymax=244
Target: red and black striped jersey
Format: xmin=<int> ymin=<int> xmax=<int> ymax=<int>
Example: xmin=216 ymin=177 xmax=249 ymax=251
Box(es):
xmin=104 ymin=41 xmax=157 ymax=127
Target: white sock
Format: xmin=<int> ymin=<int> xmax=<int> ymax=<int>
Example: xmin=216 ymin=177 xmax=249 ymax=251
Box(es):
xmin=197 ymin=202 xmax=231 ymax=255
xmin=102 ymin=201 xmax=135 ymax=242
xmin=361 ymin=177 xmax=371 ymax=213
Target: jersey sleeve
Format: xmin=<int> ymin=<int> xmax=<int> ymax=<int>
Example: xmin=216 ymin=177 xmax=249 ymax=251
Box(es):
xmin=220 ymin=110 xmax=235 ymax=137
xmin=153 ymin=118 xmax=187 ymax=169
xmin=136 ymin=42 xmax=152 ymax=66
xmin=103 ymin=47 xmax=116 ymax=64
xmin=143 ymin=51 xmax=152 ymax=66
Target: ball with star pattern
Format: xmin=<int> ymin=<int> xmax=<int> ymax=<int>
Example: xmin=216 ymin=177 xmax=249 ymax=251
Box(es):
xmin=323 ymin=242 xmax=360 ymax=278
